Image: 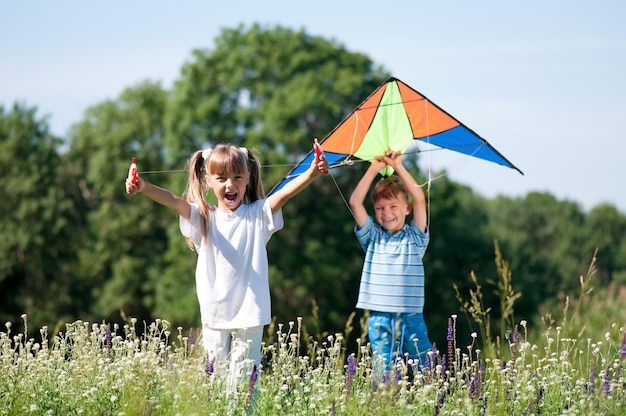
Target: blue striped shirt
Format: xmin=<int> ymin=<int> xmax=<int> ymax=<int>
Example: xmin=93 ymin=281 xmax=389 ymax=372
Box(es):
xmin=355 ymin=216 xmax=429 ymax=313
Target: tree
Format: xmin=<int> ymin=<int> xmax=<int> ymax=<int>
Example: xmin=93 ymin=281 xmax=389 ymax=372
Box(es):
xmin=424 ymin=173 xmax=496 ymax=346
xmin=485 ymin=192 xmax=588 ymax=318
xmin=162 ymin=24 xmax=390 ymax=334
xmin=0 ymin=104 xmax=79 ymax=331
xmin=582 ymin=203 xmax=626 ymax=285
xmin=66 ymin=81 xmax=171 ymax=324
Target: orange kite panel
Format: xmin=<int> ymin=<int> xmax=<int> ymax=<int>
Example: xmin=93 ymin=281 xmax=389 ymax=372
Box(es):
xmin=320 ymin=83 xmax=387 ymax=154
xmin=398 ymin=82 xmax=459 ymax=138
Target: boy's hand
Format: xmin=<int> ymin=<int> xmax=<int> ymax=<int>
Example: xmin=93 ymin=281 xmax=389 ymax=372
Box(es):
xmin=369 ymin=155 xmax=387 ymax=172
xmin=383 ymin=149 xmax=403 ymax=170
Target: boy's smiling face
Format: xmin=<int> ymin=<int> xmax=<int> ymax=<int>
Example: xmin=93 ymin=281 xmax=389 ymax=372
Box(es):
xmin=373 ymin=194 xmax=411 ymax=233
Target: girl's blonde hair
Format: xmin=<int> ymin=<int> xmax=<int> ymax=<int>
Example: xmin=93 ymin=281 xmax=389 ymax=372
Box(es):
xmin=182 ymin=143 xmax=264 ymax=248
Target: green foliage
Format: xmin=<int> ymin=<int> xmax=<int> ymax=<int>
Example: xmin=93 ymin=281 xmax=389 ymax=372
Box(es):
xmin=582 ymin=204 xmax=626 ymax=285
xmin=67 ymin=81 xmax=171 ymax=324
xmin=534 ymin=249 xmax=626 ymax=358
xmin=165 ymin=23 xmax=387 ymax=172
xmin=0 ymin=104 xmax=79 ymax=330
xmin=454 ymin=242 xmax=522 ymax=358
xmin=485 ymin=192 xmax=589 ymax=317
xmin=425 ymin=175 xmax=496 ymax=346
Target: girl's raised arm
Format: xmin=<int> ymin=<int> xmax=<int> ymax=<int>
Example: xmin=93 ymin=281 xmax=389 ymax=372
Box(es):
xmin=126 ymin=176 xmax=191 ymax=219
xmin=268 ymin=141 xmax=329 ymax=213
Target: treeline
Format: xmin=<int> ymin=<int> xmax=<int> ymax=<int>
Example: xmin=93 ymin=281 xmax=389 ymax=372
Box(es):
xmin=2 ymin=25 xmax=626 ymax=349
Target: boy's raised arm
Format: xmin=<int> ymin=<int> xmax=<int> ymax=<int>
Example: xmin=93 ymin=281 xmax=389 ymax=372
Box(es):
xmin=385 ymin=151 xmax=427 ymax=232
xmin=349 ymin=159 xmax=386 ymax=229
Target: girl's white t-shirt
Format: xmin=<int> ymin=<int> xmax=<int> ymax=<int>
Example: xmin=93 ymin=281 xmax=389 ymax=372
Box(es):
xmin=180 ymin=199 xmax=283 ymax=329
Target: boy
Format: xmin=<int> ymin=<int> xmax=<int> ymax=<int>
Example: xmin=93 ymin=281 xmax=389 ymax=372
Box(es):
xmin=349 ymin=150 xmax=433 ymax=369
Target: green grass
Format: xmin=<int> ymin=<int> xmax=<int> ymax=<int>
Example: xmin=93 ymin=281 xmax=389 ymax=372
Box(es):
xmin=1 ymin=310 xmax=625 ymax=415
xmin=2 ymin=250 xmax=626 ymax=415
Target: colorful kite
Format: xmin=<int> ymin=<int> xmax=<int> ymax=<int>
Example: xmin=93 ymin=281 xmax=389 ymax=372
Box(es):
xmin=270 ymin=77 xmax=522 ymax=194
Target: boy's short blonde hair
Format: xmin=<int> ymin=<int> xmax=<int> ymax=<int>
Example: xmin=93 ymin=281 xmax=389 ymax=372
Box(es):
xmin=371 ymin=176 xmax=410 ymax=204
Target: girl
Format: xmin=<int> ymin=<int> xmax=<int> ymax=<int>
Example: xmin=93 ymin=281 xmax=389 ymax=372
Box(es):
xmin=125 ymin=142 xmax=328 ymax=387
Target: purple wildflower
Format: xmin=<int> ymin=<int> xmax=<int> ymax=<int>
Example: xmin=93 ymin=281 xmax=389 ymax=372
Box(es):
xmin=431 ymin=342 xmax=438 ymax=358
xmin=348 ymin=354 xmax=357 ymax=376
xmin=428 ymin=342 xmax=438 ymax=372
xmin=469 ymin=360 xmax=484 ymax=400
xmin=346 ymin=354 xmax=356 ymax=399
xmin=245 ymin=364 xmax=258 ymax=410
xmin=586 ymin=356 xmax=597 ymax=393
xmin=446 ymin=318 xmax=454 ymax=342
xmin=394 ymin=364 xmax=402 ymax=382
xmin=105 ymin=323 xmax=112 ymax=360
xmin=187 ymin=328 xmax=194 ymax=352
xmin=447 ymin=318 xmax=454 ymax=371
xmin=331 ymin=400 xmax=336 ymax=415
xmin=602 ymin=365 xmax=610 ymax=394
xmin=469 ymin=374 xmax=477 ymax=398
xmin=346 ymin=354 xmax=356 ymax=400
xmin=621 ymin=332 xmax=626 ymax=361
xmin=536 ymin=386 xmax=544 ymax=403
xmin=205 ymin=356 xmax=215 ymax=376
xmin=435 ymin=388 xmax=447 ymax=415
xmin=381 ymin=371 xmax=389 ymax=385
xmin=511 ymin=325 xmax=519 ymax=371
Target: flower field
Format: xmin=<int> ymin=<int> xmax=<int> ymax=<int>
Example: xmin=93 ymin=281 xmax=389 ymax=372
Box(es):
xmin=1 ymin=311 xmax=625 ymax=415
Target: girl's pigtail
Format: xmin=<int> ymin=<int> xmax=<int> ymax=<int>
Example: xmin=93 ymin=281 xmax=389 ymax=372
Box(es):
xmin=183 ymin=150 xmax=211 ymax=247
xmin=245 ymin=148 xmax=265 ymax=202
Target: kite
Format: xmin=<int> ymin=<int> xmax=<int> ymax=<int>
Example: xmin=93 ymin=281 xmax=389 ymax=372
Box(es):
xmin=270 ymin=76 xmax=522 ymax=194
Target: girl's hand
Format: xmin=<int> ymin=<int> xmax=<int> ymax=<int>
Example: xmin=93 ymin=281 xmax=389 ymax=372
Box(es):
xmin=125 ymin=175 xmax=144 ymax=195
xmin=315 ymin=154 xmax=329 ymax=175
xmin=313 ymin=138 xmax=329 ymax=175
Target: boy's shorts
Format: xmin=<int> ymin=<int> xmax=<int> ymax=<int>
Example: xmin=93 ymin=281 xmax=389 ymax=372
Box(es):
xmin=368 ymin=311 xmax=433 ymax=366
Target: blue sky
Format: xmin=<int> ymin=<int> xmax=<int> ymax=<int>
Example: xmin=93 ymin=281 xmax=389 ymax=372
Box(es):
xmin=2 ymin=1 xmax=625 ymax=213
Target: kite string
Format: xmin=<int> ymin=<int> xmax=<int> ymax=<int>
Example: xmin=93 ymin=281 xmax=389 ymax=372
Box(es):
xmin=345 ymin=111 xmax=360 ymax=167
xmin=328 ymin=169 xmax=356 ymax=220
xmin=424 ymin=99 xmax=432 ymax=228
xmin=137 ymin=169 xmax=187 ymax=175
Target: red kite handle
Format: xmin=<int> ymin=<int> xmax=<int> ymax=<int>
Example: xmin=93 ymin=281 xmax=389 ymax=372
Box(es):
xmin=314 ymin=139 xmax=328 ymax=175
xmin=129 ymin=157 xmax=138 ymax=184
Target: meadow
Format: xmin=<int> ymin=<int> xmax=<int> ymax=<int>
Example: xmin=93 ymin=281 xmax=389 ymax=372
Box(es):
xmin=2 ymin=255 xmax=626 ymax=415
